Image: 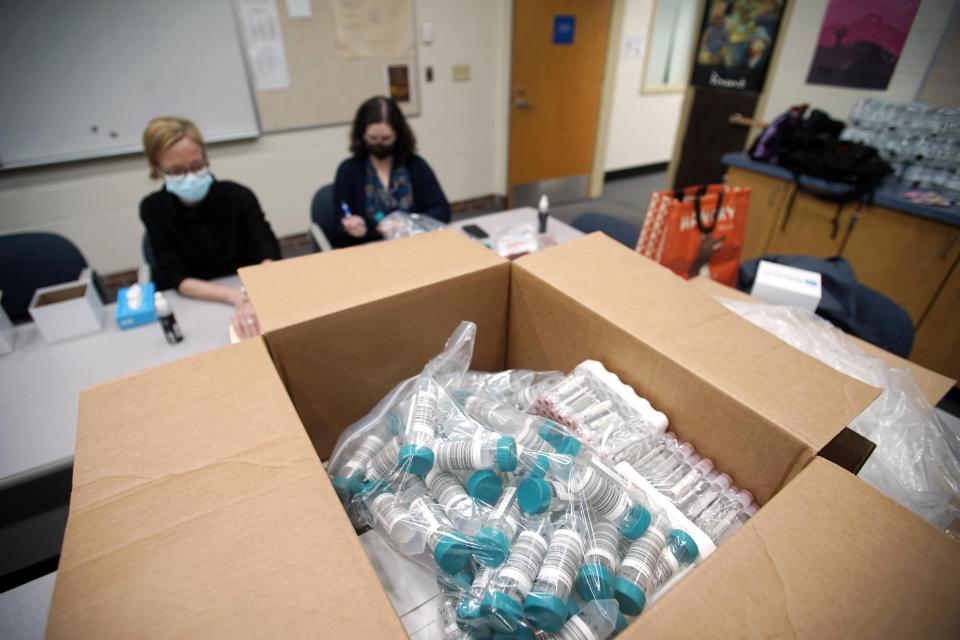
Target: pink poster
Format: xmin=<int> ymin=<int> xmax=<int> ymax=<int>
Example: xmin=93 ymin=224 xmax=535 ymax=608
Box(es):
xmin=806 ymin=0 xmax=921 ymax=90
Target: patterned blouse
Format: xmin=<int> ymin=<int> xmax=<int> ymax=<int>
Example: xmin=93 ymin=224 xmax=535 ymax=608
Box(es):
xmin=363 ymin=160 xmax=414 ymax=220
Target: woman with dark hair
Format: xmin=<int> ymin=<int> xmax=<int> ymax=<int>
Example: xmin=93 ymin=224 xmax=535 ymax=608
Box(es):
xmin=331 ymin=95 xmax=451 ymax=246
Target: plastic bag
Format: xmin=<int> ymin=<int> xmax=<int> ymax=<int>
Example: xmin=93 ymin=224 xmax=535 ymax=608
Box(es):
xmin=378 ymin=211 xmax=448 ymax=240
xmin=720 ymin=297 xmax=960 ymax=532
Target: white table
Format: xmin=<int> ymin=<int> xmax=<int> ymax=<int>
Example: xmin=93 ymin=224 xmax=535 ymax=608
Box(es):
xmin=0 ymin=277 xmax=239 ymax=483
xmin=451 ymin=207 xmax=585 ymax=250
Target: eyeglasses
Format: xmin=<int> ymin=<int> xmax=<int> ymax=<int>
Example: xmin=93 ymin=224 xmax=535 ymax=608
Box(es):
xmin=161 ymin=161 xmax=208 ymax=179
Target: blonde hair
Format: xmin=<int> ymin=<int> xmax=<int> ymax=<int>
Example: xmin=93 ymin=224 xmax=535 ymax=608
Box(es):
xmin=142 ymin=116 xmax=207 ymax=179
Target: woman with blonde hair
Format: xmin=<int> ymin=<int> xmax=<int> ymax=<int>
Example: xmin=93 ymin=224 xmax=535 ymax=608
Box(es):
xmin=140 ymin=116 xmax=280 ymax=338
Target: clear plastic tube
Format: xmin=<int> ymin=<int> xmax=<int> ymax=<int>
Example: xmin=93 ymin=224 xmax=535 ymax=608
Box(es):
xmin=438 ymin=594 xmax=469 ymax=640
xmin=425 ymin=468 xmax=482 ymax=534
xmin=523 ymin=516 xmax=587 ymax=632
xmin=642 ymin=443 xmax=695 ymax=483
xmin=613 ymin=514 xmax=669 ymax=615
xmin=399 ymin=376 xmax=441 ymax=474
xmin=482 ymin=514 xmax=553 ymax=632
xmin=661 ymin=458 xmax=715 ymax=503
xmin=695 ymin=488 xmax=754 ymax=542
xmin=365 ymin=436 xmax=402 ymax=482
xmin=544 ymin=599 xmax=619 ymax=640
xmin=571 ymin=464 xmax=650 ymax=541
xmin=474 ymin=485 xmax=523 ymax=567
xmin=648 ymin=452 xmax=700 ymax=490
xmin=435 ymin=433 xmax=518 ymax=473
xmin=459 ymin=392 xmax=557 ymax=453
xmin=575 ymin=520 xmax=622 ymax=601
xmin=649 ymin=529 xmax=700 ymax=594
xmin=678 ymin=472 xmax=732 ymax=521
xmin=401 ymin=477 xmax=473 ymax=574
xmin=363 ymin=483 xmax=424 ymax=555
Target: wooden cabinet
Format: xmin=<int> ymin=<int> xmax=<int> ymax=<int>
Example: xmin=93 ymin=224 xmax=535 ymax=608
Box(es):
xmin=840 ymin=204 xmax=960 ymax=324
xmin=911 ymin=261 xmax=960 ymax=381
xmin=725 ymin=163 xmax=960 ymax=380
xmin=728 ymin=166 xmax=793 ymax=261
xmin=766 ymin=192 xmax=852 ymax=257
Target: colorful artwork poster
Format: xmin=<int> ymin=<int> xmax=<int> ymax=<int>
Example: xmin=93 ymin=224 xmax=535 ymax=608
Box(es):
xmin=806 ymin=0 xmax=921 ymax=90
xmin=690 ymin=0 xmax=787 ymax=93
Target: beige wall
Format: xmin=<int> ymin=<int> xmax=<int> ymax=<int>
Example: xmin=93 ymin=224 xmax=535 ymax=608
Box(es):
xmin=0 ymin=0 xmax=513 ymax=274
xmin=604 ymin=0 xmax=685 ymax=171
xmin=0 ymin=0 xmax=690 ymax=275
xmin=761 ymin=0 xmax=956 ymax=122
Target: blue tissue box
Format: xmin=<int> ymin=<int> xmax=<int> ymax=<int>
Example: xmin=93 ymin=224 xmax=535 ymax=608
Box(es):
xmin=116 ymin=283 xmax=157 ymax=329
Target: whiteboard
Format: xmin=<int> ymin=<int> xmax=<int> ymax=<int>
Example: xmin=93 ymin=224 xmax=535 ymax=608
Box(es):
xmin=0 ymin=0 xmax=260 ymax=169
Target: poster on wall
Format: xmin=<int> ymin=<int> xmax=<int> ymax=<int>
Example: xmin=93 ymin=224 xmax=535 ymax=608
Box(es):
xmin=806 ymin=0 xmax=921 ymax=90
xmin=690 ymin=0 xmax=787 ymax=93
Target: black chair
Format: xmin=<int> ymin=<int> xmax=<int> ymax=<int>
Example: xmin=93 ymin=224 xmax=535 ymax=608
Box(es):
xmin=571 ymin=213 xmax=641 ymax=248
xmin=142 ymin=233 xmax=160 ymax=282
xmin=309 ymin=184 xmax=336 ymax=251
xmin=0 ymin=232 xmax=101 ymax=322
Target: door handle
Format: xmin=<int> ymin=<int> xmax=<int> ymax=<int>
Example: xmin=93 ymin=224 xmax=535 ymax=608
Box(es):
xmin=515 ymin=98 xmax=533 ymax=109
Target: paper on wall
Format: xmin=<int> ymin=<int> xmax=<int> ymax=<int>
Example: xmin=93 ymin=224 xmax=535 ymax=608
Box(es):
xmin=623 ymin=34 xmax=645 ymax=61
xmin=331 ymin=0 xmax=415 ymax=58
xmin=237 ymin=0 xmax=291 ymax=91
xmin=285 ymin=0 xmax=312 ymax=19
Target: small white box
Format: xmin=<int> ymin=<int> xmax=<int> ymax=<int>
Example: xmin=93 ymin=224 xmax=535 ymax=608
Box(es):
xmin=28 ymin=280 xmax=105 ymax=344
xmin=750 ymin=260 xmax=822 ymax=312
xmin=0 ymin=291 xmax=14 ymax=355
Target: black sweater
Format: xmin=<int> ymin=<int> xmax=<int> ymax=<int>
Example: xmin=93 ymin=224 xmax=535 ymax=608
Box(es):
xmin=331 ymin=155 xmax=451 ymax=247
xmin=140 ymin=180 xmax=281 ymax=290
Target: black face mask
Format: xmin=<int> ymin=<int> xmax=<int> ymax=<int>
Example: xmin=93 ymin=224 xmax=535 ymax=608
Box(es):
xmin=366 ymin=143 xmax=394 ymax=159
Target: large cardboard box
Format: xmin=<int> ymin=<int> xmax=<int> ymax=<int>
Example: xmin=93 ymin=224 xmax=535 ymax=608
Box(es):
xmin=46 ymin=231 xmax=960 ymax=639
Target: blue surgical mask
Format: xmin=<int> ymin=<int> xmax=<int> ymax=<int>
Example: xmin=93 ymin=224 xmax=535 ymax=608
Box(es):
xmin=165 ymin=168 xmax=213 ymax=203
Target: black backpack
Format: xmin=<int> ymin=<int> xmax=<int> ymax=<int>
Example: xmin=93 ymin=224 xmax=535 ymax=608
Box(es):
xmin=755 ymin=108 xmax=892 ymax=201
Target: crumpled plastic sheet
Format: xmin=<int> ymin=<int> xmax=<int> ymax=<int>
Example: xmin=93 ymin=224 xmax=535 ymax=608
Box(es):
xmin=720 ymin=298 xmax=960 ymax=535
xmin=377 ymin=211 xmax=448 ymax=240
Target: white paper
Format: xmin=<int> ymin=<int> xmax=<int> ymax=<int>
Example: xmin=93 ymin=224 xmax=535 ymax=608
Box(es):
xmin=623 ymin=34 xmax=645 ymax=61
xmin=331 ymin=0 xmax=415 ymax=58
xmin=285 ymin=0 xmax=312 ymax=19
xmin=358 ymin=529 xmax=440 ymax=618
xmin=237 ymin=0 xmax=291 ymax=91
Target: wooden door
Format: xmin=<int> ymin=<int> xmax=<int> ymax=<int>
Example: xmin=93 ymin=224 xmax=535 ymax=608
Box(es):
xmin=726 ymin=167 xmax=793 ymax=261
xmin=911 ymin=260 xmax=960 ymax=379
xmin=766 ymin=192 xmax=852 ymax=258
xmin=508 ymin=0 xmax=612 ymax=207
xmin=840 ymin=205 xmax=960 ymax=324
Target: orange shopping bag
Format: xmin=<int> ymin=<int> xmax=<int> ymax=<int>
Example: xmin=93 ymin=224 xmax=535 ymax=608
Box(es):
xmin=636 ymin=184 xmax=750 ymax=285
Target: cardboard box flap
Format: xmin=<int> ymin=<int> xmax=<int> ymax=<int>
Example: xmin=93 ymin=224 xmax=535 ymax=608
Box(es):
xmin=515 ymin=234 xmax=881 ymax=453
xmin=629 ymin=457 xmax=960 ymax=639
xmin=47 ymin=339 xmax=406 ymax=639
xmin=240 ymin=229 xmax=506 ymax=333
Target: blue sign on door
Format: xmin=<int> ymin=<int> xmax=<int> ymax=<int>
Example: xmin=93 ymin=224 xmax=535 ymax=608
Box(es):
xmin=553 ymin=15 xmax=575 ymax=45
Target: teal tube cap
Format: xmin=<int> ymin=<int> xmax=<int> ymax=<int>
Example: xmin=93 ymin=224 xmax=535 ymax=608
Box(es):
xmin=537 ymin=420 xmax=567 ymax=447
xmin=518 ymin=477 xmax=553 ymax=514
xmin=496 ymin=436 xmax=518 ymax=472
xmin=575 ymin=562 xmax=615 ymax=600
xmin=473 ymin=527 xmax=511 ymax=567
xmin=619 ymin=504 xmax=651 ymax=540
xmin=523 ymin=592 xmax=568 ymax=632
xmin=331 ymin=475 xmax=359 ymax=504
xmin=556 ymin=436 xmax=582 ymax=458
xmin=398 ymin=443 xmax=434 ymax=475
xmin=466 ymin=469 xmax=502 ymax=505
xmin=434 ymin=532 xmax=472 ymax=574
xmin=614 ymin=576 xmax=646 ymax=616
xmin=481 ymin=591 xmax=524 ymax=633
xmin=668 ymin=529 xmax=700 ymax=564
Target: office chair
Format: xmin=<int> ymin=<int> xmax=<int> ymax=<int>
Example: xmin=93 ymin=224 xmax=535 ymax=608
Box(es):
xmin=571 ymin=213 xmax=641 ymax=249
xmin=0 ymin=232 xmax=103 ymax=322
xmin=309 ymin=184 xmax=335 ymax=252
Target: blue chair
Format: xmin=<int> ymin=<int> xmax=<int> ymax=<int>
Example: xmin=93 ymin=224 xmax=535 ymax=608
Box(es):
xmin=0 ymin=232 xmax=102 ymax=322
xmin=571 ymin=213 xmax=641 ymax=248
xmin=309 ymin=184 xmax=336 ymax=251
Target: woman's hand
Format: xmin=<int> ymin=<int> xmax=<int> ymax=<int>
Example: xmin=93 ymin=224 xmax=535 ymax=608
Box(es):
xmin=342 ymin=215 xmax=367 ymax=238
xmin=231 ymin=299 xmax=261 ymax=339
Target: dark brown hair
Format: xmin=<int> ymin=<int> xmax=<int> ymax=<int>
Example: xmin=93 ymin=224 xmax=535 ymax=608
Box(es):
xmin=349 ymin=96 xmax=417 ymax=165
